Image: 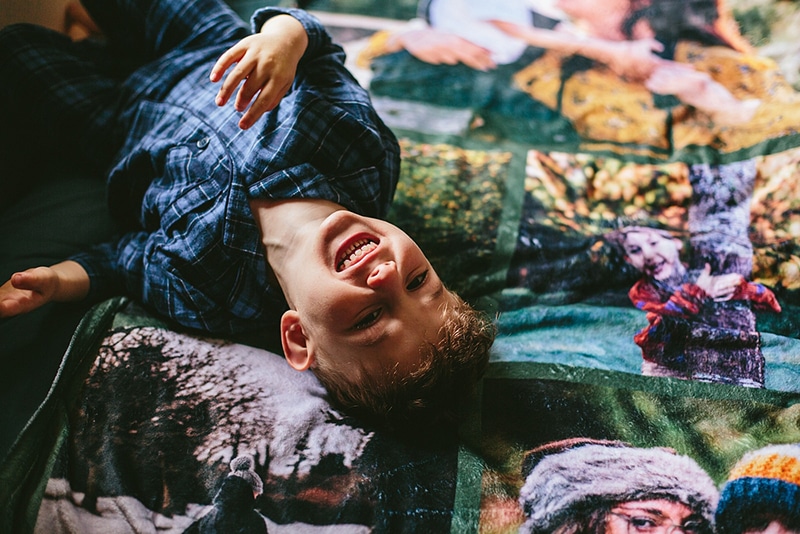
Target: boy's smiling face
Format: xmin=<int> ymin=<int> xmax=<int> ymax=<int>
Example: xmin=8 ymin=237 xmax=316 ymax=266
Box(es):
xmin=621 ymin=228 xmax=683 ymax=282
xmin=278 ymin=210 xmax=454 ymax=378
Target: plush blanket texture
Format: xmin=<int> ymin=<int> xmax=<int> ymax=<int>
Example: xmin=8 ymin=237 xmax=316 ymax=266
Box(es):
xmin=3 ymin=0 xmax=800 ymax=532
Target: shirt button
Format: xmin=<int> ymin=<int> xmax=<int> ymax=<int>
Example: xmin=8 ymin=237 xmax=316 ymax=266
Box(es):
xmin=196 ymin=137 xmax=210 ymax=149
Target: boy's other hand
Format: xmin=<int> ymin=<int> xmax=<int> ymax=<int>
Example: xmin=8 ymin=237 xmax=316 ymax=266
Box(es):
xmin=210 ymin=14 xmax=309 ymax=130
xmin=0 ymin=261 xmax=90 ymax=318
xmin=0 ymin=267 xmax=61 ymax=317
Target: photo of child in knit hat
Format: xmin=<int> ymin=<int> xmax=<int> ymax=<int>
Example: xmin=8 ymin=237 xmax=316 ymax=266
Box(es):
xmin=517 ymin=438 xmax=718 ymax=534
xmin=468 ymin=368 xmax=800 ymax=533
xmin=605 ymin=225 xmax=781 ymax=387
xmin=715 ymin=443 xmax=800 ymax=534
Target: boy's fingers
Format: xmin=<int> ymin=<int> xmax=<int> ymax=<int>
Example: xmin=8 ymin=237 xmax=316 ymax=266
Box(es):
xmin=210 ymin=56 xmax=231 ymax=83
xmin=0 ymin=299 xmax=18 ymax=317
xmin=246 ymin=71 xmax=286 ymax=108
xmin=11 ymin=269 xmax=46 ymax=292
xmin=210 ymin=44 xmax=244 ymax=82
xmin=10 ymin=271 xmax=35 ymax=290
xmin=213 ymin=55 xmax=250 ymax=105
xmin=240 ymin=77 xmax=292 ymax=129
xmin=0 ymin=293 xmax=43 ymax=317
xmin=238 ymin=86 xmax=279 ymax=129
xmin=225 ymin=56 xmax=257 ymax=111
xmin=234 ymin=72 xmax=265 ymax=112
xmin=0 ymin=283 xmax=36 ymax=317
xmin=16 ymin=266 xmax=59 ymax=291
xmin=238 ymin=92 xmax=269 ymax=129
xmin=218 ymin=66 xmax=250 ymax=106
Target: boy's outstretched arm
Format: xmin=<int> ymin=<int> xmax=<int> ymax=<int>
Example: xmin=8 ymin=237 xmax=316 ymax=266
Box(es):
xmin=0 ymin=261 xmax=90 ymax=317
xmin=210 ymin=14 xmax=309 ymax=130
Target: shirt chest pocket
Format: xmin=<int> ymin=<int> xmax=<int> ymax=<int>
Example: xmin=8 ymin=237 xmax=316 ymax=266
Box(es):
xmin=141 ymin=130 xmax=233 ymax=235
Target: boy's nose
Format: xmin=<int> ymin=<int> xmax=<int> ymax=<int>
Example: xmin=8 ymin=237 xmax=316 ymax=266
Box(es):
xmin=367 ymin=261 xmax=398 ymax=289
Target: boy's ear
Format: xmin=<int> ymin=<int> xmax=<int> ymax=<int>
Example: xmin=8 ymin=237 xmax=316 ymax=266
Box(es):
xmin=280 ymin=310 xmax=314 ymax=371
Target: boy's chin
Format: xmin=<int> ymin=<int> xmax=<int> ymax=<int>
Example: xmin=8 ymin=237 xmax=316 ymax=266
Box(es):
xmin=657 ymin=270 xmax=686 ymax=287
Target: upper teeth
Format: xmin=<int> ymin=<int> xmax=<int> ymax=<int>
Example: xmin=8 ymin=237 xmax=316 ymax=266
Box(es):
xmin=338 ymin=239 xmax=377 ymax=271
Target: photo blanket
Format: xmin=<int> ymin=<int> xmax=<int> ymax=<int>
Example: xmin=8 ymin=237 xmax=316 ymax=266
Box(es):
xmin=3 ymin=0 xmax=800 ymax=532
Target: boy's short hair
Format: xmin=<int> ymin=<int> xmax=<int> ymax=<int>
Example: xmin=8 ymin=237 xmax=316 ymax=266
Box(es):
xmin=311 ymin=291 xmax=495 ymax=435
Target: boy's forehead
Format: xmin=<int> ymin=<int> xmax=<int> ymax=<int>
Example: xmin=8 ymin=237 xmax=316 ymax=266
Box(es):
xmin=623 ymin=227 xmax=669 ymax=241
xmin=625 ymin=227 xmax=654 ymax=236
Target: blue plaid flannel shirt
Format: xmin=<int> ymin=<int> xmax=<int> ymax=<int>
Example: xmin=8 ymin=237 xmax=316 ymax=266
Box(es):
xmin=69 ymin=5 xmax=400 ymax=336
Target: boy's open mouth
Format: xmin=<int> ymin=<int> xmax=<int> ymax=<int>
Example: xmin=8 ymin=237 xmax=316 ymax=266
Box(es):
xmin=644 ymin=259 xmax=666 ymax=278
xmin=336 ymin=236 xmax=378 ymax=272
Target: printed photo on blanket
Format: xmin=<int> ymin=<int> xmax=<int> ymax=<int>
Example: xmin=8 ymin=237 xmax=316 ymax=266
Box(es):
xmin=472 ymin=366 xmax=800 ymax=533
xmin=4 ymin=0 xmax=800 ymax=533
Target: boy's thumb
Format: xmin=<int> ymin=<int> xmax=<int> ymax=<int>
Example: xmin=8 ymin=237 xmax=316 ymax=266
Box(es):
xmin=11 ymin=269 xmax=44 ymax=291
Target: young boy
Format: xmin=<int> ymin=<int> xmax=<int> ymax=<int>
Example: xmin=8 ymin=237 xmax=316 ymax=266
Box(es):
xmin=0 ymin=0 xmax=494 ymax=430
xmin=607 ymin=225 xmax=780 ymax=386
xmin=612 ymin=225 xmax=779 ymax=314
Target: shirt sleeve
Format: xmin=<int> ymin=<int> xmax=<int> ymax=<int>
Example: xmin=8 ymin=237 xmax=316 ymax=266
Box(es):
xmin=70 ymin=231 xmax=239 ymax=333
xmin=250 ymin=7 xmax=332 ymax=63
xmin=69 ymin=238 xmax=133 ymax=302
xmin=70 ymin=231 xmax=171 ymax=304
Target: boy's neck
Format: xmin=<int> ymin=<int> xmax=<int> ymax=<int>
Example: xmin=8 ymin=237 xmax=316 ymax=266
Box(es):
xmin=248 ymin=197 xmax=345 ymax=284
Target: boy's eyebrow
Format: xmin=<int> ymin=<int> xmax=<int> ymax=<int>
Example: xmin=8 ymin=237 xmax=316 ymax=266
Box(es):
xmin=614 ymin=506 xmax=667 ymax=518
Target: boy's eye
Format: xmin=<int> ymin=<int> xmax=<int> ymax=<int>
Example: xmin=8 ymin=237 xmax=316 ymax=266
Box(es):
xmin=406 ymin=270 xmax=428 ymax=291
xmin=353 ymin=309 xmax=381 ymax=330
xmin=628 ymin=516 xmax=658 ymax=530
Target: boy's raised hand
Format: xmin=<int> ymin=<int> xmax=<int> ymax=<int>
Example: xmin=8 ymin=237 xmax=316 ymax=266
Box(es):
xmin=0 ymin=262 xmax=90 ymax=318
xmin=210 ymin=14 xmax=309 ymax=130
